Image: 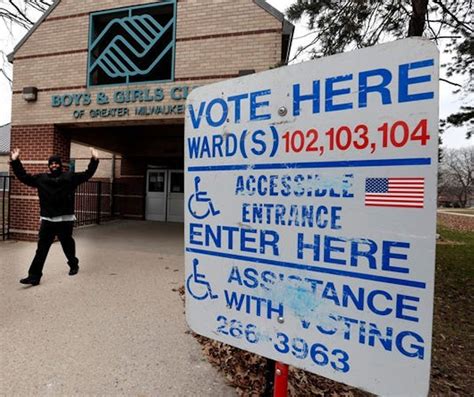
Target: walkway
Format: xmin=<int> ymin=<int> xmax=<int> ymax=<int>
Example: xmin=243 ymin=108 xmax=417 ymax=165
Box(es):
xmin=437 ymin=209 xmax=474 ymax=217
xmin=0 ymin=221 xmax=236 ymax=396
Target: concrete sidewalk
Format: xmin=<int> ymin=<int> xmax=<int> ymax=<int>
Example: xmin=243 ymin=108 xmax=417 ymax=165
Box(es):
xmin=437 ymin=209 xmax=474 ymax=217
xmin=0 ymin=221 xmax=236 ymax=396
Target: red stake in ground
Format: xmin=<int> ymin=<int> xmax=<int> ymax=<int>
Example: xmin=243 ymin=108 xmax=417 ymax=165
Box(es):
xmin=273 ymin=362 xmax=289 ymax=397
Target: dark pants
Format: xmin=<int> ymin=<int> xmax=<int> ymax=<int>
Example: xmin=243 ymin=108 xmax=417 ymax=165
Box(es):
xmin=28 ymin=220 xmax=78 ymax=279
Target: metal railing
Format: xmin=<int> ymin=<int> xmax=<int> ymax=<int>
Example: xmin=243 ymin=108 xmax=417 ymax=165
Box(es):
xmin=0 ymin=176 xmax=11 ymax=240
xmin=1 ymin=179 xmax=119 ymax=240
xmin=75 ymin=181 xmax=118 ymax=227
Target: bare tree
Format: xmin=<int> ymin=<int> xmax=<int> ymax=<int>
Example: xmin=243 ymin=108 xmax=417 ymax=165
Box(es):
xmin=439 ymin=147 xmax=474 ymax=207
xmin=286 ymin=0 xmax=473 ymax=139
xmin=0 ymin=0 xmax=52 ymax=27
xmin=0 ymin=0 xmax=53 ymax=87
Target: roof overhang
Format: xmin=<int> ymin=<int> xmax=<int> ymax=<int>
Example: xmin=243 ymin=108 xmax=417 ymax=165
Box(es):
xmin=253 ymin=0 xmax=294 ymax=64
xmin=0 ymin=123 xmax=11 ymax=154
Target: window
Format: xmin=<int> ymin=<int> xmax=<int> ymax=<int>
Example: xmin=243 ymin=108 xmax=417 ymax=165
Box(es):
xmin=88 ymin=1 xmax=176 ymax=87
xmin=169 ymin=172 xmax=184 ymax=193
xmin=148 ymin=171 xmax=165 ymax=192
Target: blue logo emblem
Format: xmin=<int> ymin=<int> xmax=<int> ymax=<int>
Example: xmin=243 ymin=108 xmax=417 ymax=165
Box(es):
xmin=88 ymin=2 xmax=176 ymax=86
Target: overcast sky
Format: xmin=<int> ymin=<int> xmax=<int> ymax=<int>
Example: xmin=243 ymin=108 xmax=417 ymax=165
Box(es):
xmin=0 ymin=0 xmax=471 ymax=148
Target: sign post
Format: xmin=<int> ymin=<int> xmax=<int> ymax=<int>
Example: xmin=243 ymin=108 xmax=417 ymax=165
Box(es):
xmin=274 ymin=362 xmax=289 ymax=397
xmin=185 ymin=38 xmax=438 ymax=396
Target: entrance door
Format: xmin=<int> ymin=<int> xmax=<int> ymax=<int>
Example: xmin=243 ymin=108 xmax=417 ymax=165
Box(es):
xmin=167 ymin=170 xmax=184 ymax=222
xmin=146 ymin=169 xmax=167 ymax=221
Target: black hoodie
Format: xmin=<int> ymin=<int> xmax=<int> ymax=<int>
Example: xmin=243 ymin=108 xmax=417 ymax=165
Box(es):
xmin=11 ymin=157 xmax=99 ymax=218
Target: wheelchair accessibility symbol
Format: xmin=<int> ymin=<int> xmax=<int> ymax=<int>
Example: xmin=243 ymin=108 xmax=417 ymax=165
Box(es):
xmin=188 ymin=176 xmax=220 ymax=220
xmin=186 ymin=258 xmax=218 ymax=301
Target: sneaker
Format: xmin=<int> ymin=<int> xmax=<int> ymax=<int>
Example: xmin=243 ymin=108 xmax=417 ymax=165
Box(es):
xmin=20 ymin=276 xmax=40 ymax=286
xmin=69 ymin=265 xmax=79 ymax=276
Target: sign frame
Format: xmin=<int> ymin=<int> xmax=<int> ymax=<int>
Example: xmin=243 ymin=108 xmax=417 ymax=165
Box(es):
xmin=185 ymin=38 xmax=439 ymax=397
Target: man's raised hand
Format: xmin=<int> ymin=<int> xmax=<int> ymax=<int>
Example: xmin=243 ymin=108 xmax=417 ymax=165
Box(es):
xmin=90 ymin=147 xmax=99 ymax=160
xmin=11 ymin=148 xmax=20 ymax=161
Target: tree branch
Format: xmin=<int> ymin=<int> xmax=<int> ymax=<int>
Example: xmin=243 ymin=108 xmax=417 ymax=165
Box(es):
xmin=0 ymin=67 xmax=12 ymax=87
xmin=431 ymin=0 xmax=473 ymax=32
xmin=440 ymin=78 xmax=462 ymax=87
xmin=8 ymin=0 xmax=34 ymax=26
xmin=429 ymin=35 xmax=462 ymax=39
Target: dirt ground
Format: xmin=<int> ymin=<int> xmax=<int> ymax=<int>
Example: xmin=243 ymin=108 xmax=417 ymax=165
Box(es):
xmin=437 ymin=211 xmax=474 ymax=232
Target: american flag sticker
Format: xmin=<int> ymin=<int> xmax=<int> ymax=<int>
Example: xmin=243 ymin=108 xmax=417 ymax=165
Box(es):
xmin=365 ymin=177 xmax=425 ymax=208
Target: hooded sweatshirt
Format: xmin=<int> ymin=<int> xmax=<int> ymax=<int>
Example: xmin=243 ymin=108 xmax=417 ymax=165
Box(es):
xmin=11 ymin=157 xmax=99 ymax=218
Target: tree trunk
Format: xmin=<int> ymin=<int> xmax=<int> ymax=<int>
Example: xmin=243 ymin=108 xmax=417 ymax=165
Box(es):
xmin=408 ymin=0 xmax=429 ymax=36
xmin=460 ymin=191 xmax=467 ymax=208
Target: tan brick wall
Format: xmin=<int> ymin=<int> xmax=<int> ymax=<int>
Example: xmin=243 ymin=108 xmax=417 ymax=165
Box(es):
xmin=13 ymin=19 xmax=88 ymax=58
xmin=0 ymin=154 xmax=9 ymax=173
xmin=13 ymin=53 xmax=87 ymax=90
xmin=12 ymin=0 xmax=283 ymax=125
xmin=70 ymin=143 xmax=115 ymax=180
xmin=176 ymin=33 xmax=280 ymax=77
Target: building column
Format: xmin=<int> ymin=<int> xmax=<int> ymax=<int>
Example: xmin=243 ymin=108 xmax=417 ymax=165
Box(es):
xmin=9 ymin=124 xmax=70 ymax=241
xmin=115 ymin=157 xmax=145 ymax=220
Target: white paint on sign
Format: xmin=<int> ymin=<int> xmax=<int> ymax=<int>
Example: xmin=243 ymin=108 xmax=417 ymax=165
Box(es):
xmin=185 ymin=38 xmax=439 ymax=397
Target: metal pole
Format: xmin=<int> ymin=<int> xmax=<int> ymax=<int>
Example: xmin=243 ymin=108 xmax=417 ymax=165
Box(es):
xmin=2 ymin=177 xmax=6 ymax=240
xmin=263 ymin=358 xmax=275 ymax=396
xmin=273 ymin=362 xmax=289 ymax=397
xmin=7 ymin=177 xmax=11 ymax=240
xmin=97 ymin=182 xmax=102 ymax=225
xmin=110 ymin=181 xmax=115 ymax=219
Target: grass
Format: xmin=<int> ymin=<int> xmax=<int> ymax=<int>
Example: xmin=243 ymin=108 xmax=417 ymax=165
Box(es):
xmin=436 ymin=225 xmax=474 ymax=276
xmin=430 ymin=225 xmax=474 ymax=395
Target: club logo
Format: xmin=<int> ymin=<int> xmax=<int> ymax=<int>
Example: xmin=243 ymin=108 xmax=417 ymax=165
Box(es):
xmin=88 ymin=2 xmax=176 ymax=87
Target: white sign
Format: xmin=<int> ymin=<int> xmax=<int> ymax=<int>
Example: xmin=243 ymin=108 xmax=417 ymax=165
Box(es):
xmin=185 ymin=38 xmax=438 ymax=396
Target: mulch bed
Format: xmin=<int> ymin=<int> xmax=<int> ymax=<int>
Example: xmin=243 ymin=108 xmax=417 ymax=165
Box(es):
xmin=194 ymin=333 xmax=373 ymax=396
xmin=178 ymin=286 xmax=372 ymax=396
xmin=437 ymin=213 xmax=474 ymax=233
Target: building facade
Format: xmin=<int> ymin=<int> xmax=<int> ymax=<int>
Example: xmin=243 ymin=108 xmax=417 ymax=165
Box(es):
xmin=8 ymin=0 xmax=293 ymax=240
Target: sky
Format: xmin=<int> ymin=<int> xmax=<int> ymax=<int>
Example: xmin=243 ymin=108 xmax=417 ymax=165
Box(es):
xmin=0 ymin=0 xmax=471 ymax=149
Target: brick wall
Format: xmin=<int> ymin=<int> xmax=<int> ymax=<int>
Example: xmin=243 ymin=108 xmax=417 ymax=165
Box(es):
xmin=10 ymin=125 xmax=70 ymax=161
